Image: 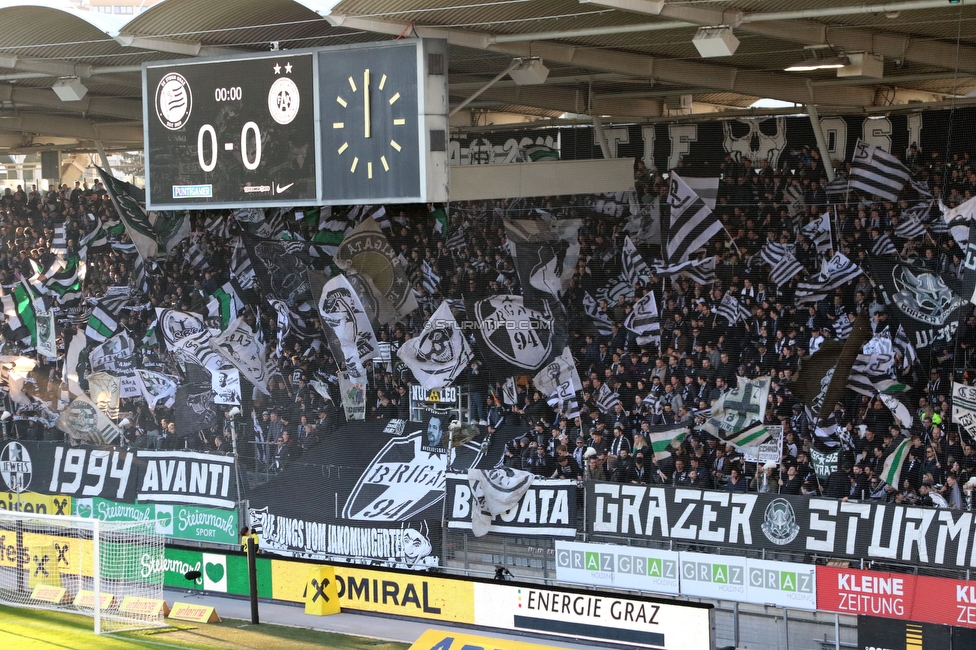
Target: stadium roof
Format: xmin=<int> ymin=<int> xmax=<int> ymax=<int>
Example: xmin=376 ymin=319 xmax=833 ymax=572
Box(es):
xmin=0 ymin=0 xmax=974 ymax=152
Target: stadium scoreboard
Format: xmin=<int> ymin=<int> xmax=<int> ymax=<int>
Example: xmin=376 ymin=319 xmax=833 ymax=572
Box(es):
xmin=143 ymin=39 xmax=449 ymax=210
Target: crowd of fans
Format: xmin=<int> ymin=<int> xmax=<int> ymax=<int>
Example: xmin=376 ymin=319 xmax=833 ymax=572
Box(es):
xmin=0 ymin=140 xmax=974 ymax=510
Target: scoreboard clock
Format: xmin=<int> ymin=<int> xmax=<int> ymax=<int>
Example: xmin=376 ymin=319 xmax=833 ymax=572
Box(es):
xmin=316 ymin=39 xmax=448 ymax=204
xmin=144 ymin=51 xmax=318 ymax=209
xmin=143 ymin=39 xmax=449 ymax=210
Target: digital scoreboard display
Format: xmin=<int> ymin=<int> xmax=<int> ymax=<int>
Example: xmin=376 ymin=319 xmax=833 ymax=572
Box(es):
xmin=144 ymin=51 xmax=318 ymax=209
xmin=144 ymin=41 xmax=449 ymax=210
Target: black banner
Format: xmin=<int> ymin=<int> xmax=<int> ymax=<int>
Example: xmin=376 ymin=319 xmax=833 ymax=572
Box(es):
xmin=585 ymin=481 xmax=976 ymax=572
xmin=444 ymin=473 xmax=577 ymax=537
xmin=451 ymin=108 xmax=972 ymax=173
xmin=0 ymin=440 xmax=238 ymax=509
xmin=247 ymin=419 xmax=495 ymax=568
xmin=857 ymin=616 xmax=950 ymax=650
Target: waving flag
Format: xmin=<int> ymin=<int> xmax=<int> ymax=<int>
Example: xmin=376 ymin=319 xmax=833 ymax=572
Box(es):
xmin=665 ymin=172 xmax=723 ymax=264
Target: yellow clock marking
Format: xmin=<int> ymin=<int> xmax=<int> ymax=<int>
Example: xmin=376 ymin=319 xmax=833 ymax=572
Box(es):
xmin=338 ymin=142 xmax=348 ymax=154
xmin=389 ymin=92 xmax=400 ymax=105
xmin=348 ymin=77 xmax=357 ymax=92
xmin=337 ymin=96 xmax=347 ymax=108
xmin=333 ymin=122 xmax=344 ymax=129
xmin=351 ymin=157 xmax=359 ymax=173
xmin=379 ymin=74 xmax=387 ymax=90
xmin=390 ymin=140 xmax=401 ymax=152
xmin=393 ymin=119 xmax=405 ymax=126
xmin=364 ymin=68 xmax=371 ymax=139
xmin=367 ymin=162 xmax=373 ymax=179
xmin=381 ymin=156 xmax=389 ymax=172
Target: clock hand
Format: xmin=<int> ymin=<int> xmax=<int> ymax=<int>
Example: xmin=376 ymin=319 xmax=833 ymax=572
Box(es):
xmin=364 ymin=68 xmax=371 ymax=139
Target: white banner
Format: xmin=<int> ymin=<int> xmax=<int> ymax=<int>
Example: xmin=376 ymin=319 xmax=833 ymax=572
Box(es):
xmin=211 ymin=367 xmax=241 ymax=405
xmin=555 ymin=540 xmax=680 ymax=595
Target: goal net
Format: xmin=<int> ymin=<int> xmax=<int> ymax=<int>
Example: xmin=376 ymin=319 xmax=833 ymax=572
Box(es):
xmin=0 ymin=510 xmax=166 ymax=634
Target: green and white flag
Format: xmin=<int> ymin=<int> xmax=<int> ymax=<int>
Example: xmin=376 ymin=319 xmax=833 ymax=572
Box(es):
xmin=0 ymin=281 xmax=37 ymax=347
xmin=134 ymin=369 xmax=177 ymax=410
xmin=85 ymin=293 xmax=129 ymax=344
xmin=880 ymin=394 xmax=913 ymax=428
xmin=206 ymin=280 xmax=245 ymax=331
xmin=880 ymin=437 xmax=912 ymax=487
xmin=97 ymin=166 xmax=190 ymax=260
xmin=646 ymin=424 xmax=689 ymax=461
xmin=56 ymin=394 xmax=121 ymax=446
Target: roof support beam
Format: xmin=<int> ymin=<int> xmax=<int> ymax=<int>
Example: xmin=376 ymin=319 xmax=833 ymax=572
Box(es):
xmin=324 ymin=15 xmax=875 ymax=107
xmin=585 ymin=0 xmax=976 ymax=75
xmin=114 ymin=36 xmax=248 ymax=58
xmin=0 ymin=85 xmax=142 ymax=120
xmin=0 ymin=115 xmax=142 ymax=144
xmin=463 ymin=85 xmax=663 ymax=117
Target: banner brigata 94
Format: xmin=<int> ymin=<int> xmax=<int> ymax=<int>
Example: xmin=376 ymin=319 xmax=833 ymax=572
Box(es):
xmin=143 ymin=40 xmax=449 ymax=210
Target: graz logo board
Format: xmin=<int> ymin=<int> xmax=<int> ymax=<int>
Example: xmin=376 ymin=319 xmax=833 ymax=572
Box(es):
xmin=0 ymin=441 xmax=31 ymax=493
xmin=555 ymin=541 xmax=680 ymax=595
xmin=447 ymin=474 xmax=577 ymax=537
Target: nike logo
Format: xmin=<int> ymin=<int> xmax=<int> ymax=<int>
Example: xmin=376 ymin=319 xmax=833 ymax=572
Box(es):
xmin=275 ymin=182 xmax=294 ymax=193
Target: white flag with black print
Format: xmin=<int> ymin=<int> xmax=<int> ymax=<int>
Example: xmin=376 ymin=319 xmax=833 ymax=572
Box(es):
xmin=317 ymin=274 xmax=378 ymax=379
xmin=397 ymin=300 xmax=472 ymax=391
xmin=422 ymin=260 xmax=441 ymax=295
xmin=894 ymin=213 xmax=926 ymax=240
xmin=761 ymin=240 xmax=795 ymax=267
xmin=665 ymin=172 xmax=724 ymax=264
xmin=583 ymin=291 xmax=612 ymax=336
xmin=953 ymin=382 xmax=976 ymax=439
xmin=157 ymin=308 xmax=225 ymax=372
xmin=941 ymin=195 xmax=976 ymax=248
xmin=768 ymin=251 xmax=804 ymax=286
xmin=702 ymin=376 xmax=771 ymax=439
xmin=596 ymin=382 xmax=620 ymax=414
xmin=716 ymin=293 xmax=748 ymax=326
xmin=533 ymin=346 xmax=582 ymax=412
xmin=849 ymin=139 xmax=911 ymax=202
xmin=623 ymin=290 xmax=661 ymax=345
xmin=870 ymin=232 xmax=898 ymax=256
xmin=211 ymin=316 xmax=270 ymax=396
xmin=211 ymin=367 xmax=242 ymax=406
xmin=800 ymin=212 xmax=832 ymax=255
xmin=658 ymin=257 xmax=716 ymax=286
xmin=133 ymin=369 xmax=177 ymax=410
xmin=621 ymin=236 xmax=650 ymax=285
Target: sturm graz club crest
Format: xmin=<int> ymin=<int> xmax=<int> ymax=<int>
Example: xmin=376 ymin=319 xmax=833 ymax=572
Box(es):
xmin=761 ymin=498 xmax=800 ymax=545
xmin=0 ymin=441 xmax=32 ymax=493
xmin=155 ymin=72 xmax=192 ymax=131
xmin=474 ymin=295 xmax=554 ymax=372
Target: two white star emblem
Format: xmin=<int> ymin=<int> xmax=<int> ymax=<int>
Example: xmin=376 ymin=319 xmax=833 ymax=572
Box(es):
xmin=273 ymin=63 xmax=294 ymax=75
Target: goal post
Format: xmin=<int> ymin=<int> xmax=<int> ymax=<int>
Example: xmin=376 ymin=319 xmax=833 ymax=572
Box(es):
xmin=0 ymin=510 xmax=166 ymax=634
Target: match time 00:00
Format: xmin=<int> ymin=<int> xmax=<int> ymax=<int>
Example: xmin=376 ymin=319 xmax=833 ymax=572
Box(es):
xmin=214 ymin=87 xmax=242 ymax=102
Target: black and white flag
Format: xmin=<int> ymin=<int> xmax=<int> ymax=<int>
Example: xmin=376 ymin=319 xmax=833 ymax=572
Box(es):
xmin=397 ymin=300 xmax=472 ymax=391
xmin=317 ymin=274 xmax=379 ymax=379
xmin=894 ymin=214 xmax=926 ymax=240
xmin=833 ymin=313 xmax=853 ymax=340
xmin=240 ymin=233 xmax=310 ymax=305
xmin=533 ymin=346 xmax=583 ymax=416
xmin=157 ymin=308 xmax=224 ymax=372
xmin=504 ymin=218 xmax=581 ymax=310
xmin=134 ymin=369 xmax=177 ymax=410
xmin=760 ymin=241 xmax=794 ymax=267
xmin=952 ymin=382 xmax=976 ymax=439
xmin=795 ymin=252 xmax=862 ymax=305
xmin=422 ymin=260 xmax=441 ymax=295
xmin=849 ymin=139 xmax=912 ymax=202
xmin=621 ymin=236 xmax=650 ymax=286
xmin=871 ymin=232 xmax=898 ymax=256
xmin=55 ymin=394 xmax=120 ymax=446
xmin=665 ymin=172 xmax=724 ymax=264
xmin=941 ymin=195 xmax=976 ymax=248
xmin=702 ymin=376 xmax=771 ymax=438
xmin=800 ymin=213 xmax=832 ymax=255
xmin=583 ymin=291 xmax=612 ymax=336
xmin=467 ymin=294 xmax=564 ymax=379
xmin=174 ymin=364 xmax=221 ymax=435
xmin=211 ymin=367 xmax=242 ymax=406
xmin=783 ymin=183 xmax=805 ymax=217
xmin=596 ymin=383 xmax=620 ymax=413
xmin=716 ymin=293 xmax=749 ymax=326
xmin=768 ymin=251 xmax=804 ymax=286
xmin=211 ymin=316 xmax=269 ymax=395
xmin=623 ymin=290 xmax=661 ymax=346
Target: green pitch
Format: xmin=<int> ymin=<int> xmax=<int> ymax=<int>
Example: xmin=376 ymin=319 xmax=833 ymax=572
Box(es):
xmin=0 ymin=604 xmax=409 ymax=649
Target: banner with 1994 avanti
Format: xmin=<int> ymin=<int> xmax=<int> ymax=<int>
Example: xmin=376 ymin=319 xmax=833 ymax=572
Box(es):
xmin=0 ymin=440 xmax=239 ymax=510
xmin=585 ymin=481 xmax=976 ymax=572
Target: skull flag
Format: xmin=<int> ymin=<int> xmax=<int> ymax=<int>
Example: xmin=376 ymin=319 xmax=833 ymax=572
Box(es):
xmin=867 ymin=254 xmax=968 ymax=351
xmin=397 ymin=300 xmax=473 ymax=391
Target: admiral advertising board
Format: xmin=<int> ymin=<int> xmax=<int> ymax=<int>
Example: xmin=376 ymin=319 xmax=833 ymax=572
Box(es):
xmin=0 ymin=441 xmax=238 ymax=510
xmin=555 ymin=541 xmax=816 ymax=609
xmin=586 ymin=481 xmax=976 ymax=572
xmin=445 ymin=473 xmax=577 ymax=537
